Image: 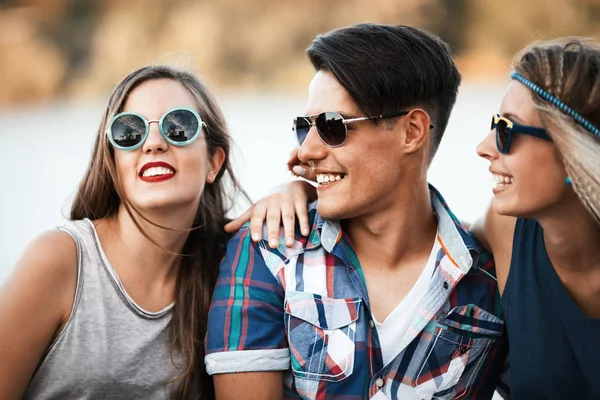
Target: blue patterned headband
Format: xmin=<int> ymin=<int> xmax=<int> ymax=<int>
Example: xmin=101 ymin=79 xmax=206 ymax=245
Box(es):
xmin=510 ymin=72 xmax=600 ymax=137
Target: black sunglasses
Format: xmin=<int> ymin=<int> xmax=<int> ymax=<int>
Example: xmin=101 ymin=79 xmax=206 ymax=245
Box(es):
xmin=492 ymin=114 xmax=552 ymax=154
xmin=293 ymin=111 xmax=418 ymax=147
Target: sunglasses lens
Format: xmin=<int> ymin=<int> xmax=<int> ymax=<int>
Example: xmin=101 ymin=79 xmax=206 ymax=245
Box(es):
xmin=294 ymin=117 xmax=311 ymax=145
xmin=495 ymin=118 xmax=508 ymax=153
xmin=111 ymin=114 xmax=146 ymax=148
xmin=162 ymin=109 xmax=200 ymax=143
xmin=316 ymin=112 xmax=346 ymax=146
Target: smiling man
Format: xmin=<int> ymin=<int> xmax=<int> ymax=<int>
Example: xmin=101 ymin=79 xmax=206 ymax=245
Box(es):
xmin=206 ymin=23 xmax=507 ymax=400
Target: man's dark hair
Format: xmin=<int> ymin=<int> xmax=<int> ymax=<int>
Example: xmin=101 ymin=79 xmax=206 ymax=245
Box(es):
xmin=306 ymin=23 xmax=461 ymax=159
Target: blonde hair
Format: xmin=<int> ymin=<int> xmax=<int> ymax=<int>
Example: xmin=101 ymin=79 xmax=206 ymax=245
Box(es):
xmin=513 ymin=38 xmax=600 ymax=223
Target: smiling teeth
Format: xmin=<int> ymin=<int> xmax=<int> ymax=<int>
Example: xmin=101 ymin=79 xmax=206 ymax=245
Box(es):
xmin=316 ymin=173 xmax=343 ymax=184
xmin=492 ymin=173 xmax=514 ymax=186
xmin=142 ymin=167 xmax=175 ymax=177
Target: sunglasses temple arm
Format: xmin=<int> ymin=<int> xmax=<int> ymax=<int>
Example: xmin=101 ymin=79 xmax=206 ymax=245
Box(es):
xmin=342 ymin=116 xmax=372 ymax=125
xmin=344 ymin=111 xmax=410 ymax=125
xmin=518 ymin=126 xmax=552 ymax=140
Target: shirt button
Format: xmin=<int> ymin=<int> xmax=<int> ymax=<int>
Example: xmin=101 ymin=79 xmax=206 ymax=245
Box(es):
xmin=443 ymin=281 xmax=449 ymax=289
xmin=375 ymin=378 xmax=384 ymax=388
xmin=469 ymin=308 xmax=475 ymax=317
xmin=369 ymin=320 xmax=375 ymax=329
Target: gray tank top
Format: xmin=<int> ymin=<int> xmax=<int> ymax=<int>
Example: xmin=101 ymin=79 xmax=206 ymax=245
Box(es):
xmin=24 ymin=219 xmax=181 ymax=400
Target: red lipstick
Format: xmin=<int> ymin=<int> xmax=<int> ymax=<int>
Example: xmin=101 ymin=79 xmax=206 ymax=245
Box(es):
xmin=139 ymin=161 xmax=176 ymax=183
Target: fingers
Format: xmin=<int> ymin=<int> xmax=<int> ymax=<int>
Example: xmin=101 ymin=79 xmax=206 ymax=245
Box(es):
xmin=295 ymin=198 xmax=310 ymax=237
xmin=249 ymin=202 xmax=268 ymax=243
xmin=287 ymin=146 xmax=316 ymax=182
xmin=224 ymin=208 xmax=252 ymax=233
xmin=292 ymin=165 xmax=316 ymax=182
xmin=278 ymin=194 xmax=297 ymax=247
xmin=265 ymin=196 xmax=283 ymax=248
xmin=286 ymin=147 xmax=300 ymax=171
xmin=225 ymin=185 xmax=312 ymax=249
xmin=256 ymin=193 xmax=307 ymax=249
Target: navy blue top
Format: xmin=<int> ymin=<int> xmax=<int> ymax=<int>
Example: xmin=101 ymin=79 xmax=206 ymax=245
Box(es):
xmin=503 ymin=218 xmax=600 ymax=399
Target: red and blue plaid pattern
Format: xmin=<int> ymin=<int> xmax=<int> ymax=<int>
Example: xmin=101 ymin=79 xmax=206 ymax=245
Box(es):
xmin=206 ymin=186 xmax=508 ymax=399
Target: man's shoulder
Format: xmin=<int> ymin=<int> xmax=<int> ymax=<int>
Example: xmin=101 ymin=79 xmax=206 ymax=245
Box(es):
xmin=461 ymin=227 xmax=496 ymax=277
xmin=451 ymin=228 xmax=502 ymax=318
xmin=225 ymin=200 xmax=324 ymax=271
xmin=433 ymin=193 xmax=497 ymax=278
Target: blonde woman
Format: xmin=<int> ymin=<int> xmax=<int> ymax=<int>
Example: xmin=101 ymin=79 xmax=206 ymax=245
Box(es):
xmin=230 ymin=37 xmax=600 ymax=399
xmin=0 ymin=65 xmax=246 ymax=399
xmin=472 ymin=38 xmax=600 ymax=399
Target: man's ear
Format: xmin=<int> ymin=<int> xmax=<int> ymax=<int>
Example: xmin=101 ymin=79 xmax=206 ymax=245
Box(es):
xmin=402 ymin=108 xmax=432 ymax=155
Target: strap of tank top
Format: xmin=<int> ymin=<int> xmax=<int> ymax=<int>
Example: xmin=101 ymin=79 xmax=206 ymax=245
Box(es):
xmin=41 ymin=222 xmax=85 ymax=357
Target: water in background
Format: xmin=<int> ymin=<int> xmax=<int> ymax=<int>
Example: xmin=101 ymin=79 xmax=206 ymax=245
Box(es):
xmin=0 ymin=84 xmax=505 ymax=283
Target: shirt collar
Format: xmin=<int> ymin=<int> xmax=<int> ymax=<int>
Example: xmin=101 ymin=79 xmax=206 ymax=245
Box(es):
xmin=429 ymin=184 xmax=479 ymax=273
xmin=309 ymin=184 xmax=480 ymax=273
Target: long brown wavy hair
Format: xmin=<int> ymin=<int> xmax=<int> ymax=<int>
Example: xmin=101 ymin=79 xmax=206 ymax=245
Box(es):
xmin=70 ymin=65 xmax=249 ymax=399
xmin=513 ymin=38 xmax=600 ymax=223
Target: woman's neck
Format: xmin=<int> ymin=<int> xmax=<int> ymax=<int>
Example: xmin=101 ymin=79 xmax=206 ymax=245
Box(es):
xmin=96 ymin=203 xmax=197 ymax=289
xmin=538 ymin=200 xmax=600 ymax=272
xmin=537 ymin=200 xmax=600 ymax=318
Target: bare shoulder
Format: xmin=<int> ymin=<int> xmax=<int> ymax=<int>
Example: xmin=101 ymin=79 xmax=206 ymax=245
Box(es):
xmin=1 ymin=229 xmax=78 ymax=322
xmin=0 ymin=229 xmax=78 ymax=398
xmin=14 ymin=229 xmax=78 ymax=284
xmin=471 ymin=199 xmax=517 ymax=295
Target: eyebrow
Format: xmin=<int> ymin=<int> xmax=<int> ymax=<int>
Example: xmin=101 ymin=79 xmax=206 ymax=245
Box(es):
xmin=501 ymin=112 xmax=526 ymax=124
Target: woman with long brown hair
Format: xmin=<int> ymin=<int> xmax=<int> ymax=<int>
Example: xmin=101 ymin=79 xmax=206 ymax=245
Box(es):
xmin=0 ymin=65 xmax=247 ymax=399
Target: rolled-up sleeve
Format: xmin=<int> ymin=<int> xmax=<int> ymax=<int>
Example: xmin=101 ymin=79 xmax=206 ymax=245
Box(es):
xmin=205 ymin=226 xmax=289 ymax=374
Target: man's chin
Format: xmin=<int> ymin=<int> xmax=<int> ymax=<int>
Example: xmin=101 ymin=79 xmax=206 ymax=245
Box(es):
xmin=316 ymin=203 xmax=347 ymax=220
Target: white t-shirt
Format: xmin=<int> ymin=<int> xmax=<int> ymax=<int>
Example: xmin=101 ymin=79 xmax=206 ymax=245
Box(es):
xmin=372 ymin=237 xmax=440 ymax=366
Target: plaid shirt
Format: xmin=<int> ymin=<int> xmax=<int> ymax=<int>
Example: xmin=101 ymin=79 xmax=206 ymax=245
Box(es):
xmin=206 ymin=186 xmax=507 ymax=399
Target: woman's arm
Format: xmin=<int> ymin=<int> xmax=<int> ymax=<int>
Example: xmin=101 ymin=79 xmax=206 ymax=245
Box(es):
xmin=471 ymin=199 xmax=517 ymax=295
xmin=0 ymin=230 xmax=78 ymax=399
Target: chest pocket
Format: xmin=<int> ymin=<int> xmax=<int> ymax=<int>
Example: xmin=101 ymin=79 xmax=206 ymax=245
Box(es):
xmin=284 ymin=291 xmax=362 ymax=382
xmin=413 ymin=304 xmax=504 ymax=399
